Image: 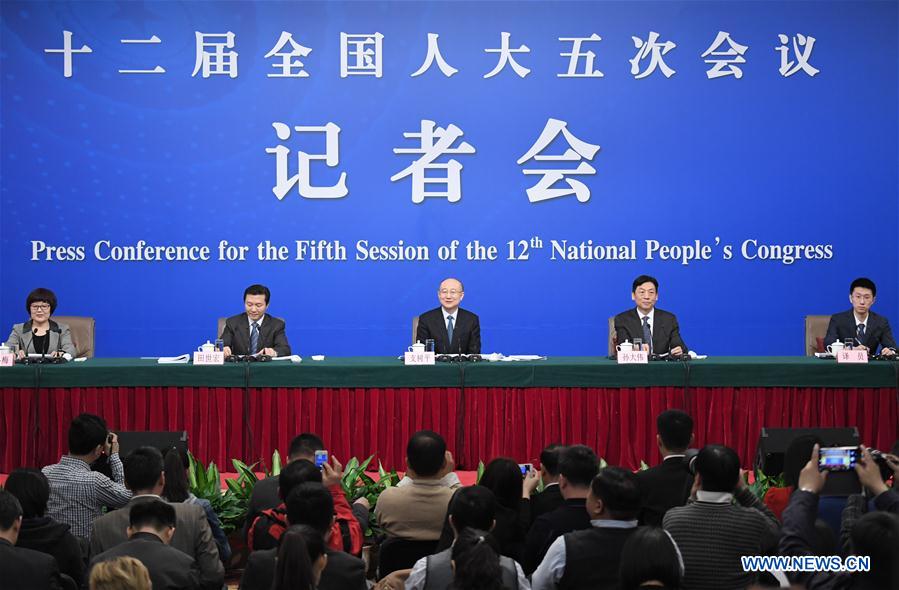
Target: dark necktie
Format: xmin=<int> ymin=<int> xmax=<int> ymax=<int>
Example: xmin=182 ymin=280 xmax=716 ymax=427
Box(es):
xmin=642 ymin=316 xmax=653 ymax=354
xmin=447 ymin=315 xmax=455 ymax=348
xmin=250 ymin=322 xmax=259 ymax=354
xmin=857 ymin=323 xmax=865 ymax=344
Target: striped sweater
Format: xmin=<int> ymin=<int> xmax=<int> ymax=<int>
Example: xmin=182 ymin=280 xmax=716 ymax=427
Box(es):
xmin=663 ymin=487 xmax=781 ymax=590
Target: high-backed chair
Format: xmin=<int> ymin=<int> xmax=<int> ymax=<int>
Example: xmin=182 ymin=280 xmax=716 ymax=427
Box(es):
xmin=53 ymin=315 xmax=95 ymax=359
xmin=411 ymin=316 xmax=420 ymax=345
xmin=608 ymin=316 xmax=617 ymax=357
xmin=805 ymin=315 xmax=831 ymax=355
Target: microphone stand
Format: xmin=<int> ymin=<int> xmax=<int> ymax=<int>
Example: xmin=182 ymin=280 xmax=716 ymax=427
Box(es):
xmin=21 ymin=328 xmax=37 ymax=364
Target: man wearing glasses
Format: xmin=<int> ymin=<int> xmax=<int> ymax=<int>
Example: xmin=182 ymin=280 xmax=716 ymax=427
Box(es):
xmin=416 ymin=278 xmax=481 ymax=354
xmin=824 ymin=277 xmax=896 ymax=356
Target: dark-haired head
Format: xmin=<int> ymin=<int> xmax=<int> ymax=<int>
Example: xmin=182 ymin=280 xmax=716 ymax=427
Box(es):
xmin=26 ymin=288 xmax=58 ymax=315
xmin=406 ymin=430 xmax=447 ymax=478
xmin=632 ymin=275 xmax=659 ymax=293
xmin=285 ymin=482 xmax=334 ymax=535
xmin=657 ymin=409 xmax=693 ymax=453
xmin=288 ymin=433 xmax=325 ymax=462
xmin=162 ymin=447 xmax=191 ymax=503
xmin=695 ymin=445 xmax=741 ymax=493
xmin=587 ymin=467 xmax=642 ymax=521
xmin=127 ymin=499 xmax=176 ymax=543
xmin=274 ymin=525 xmax=327 ymax=590
xmin=559 ymin=445 xmax=599 ymax=491
xmin=849 ymin=511 xmax=899 ymax=588
xmin=450 ymin=528 xmax=505 ymax=590
xmin=448 ymin=486 xmax=496 ymax=534
xmin=619 ymin=527 xmax=683 ymax=590
xmin=539 ymin=444 xmax=565 ymax=478
xmin=0 ymin=488 xmax=24 ymax=533
xmin=783 ymin=435 xmax=823 ymax=488
xmin=4 ymin=468 xmax=50 ymax=518
xmin=68 ymin=413 xmax=109 ymax=457
xmin=124 ymin=447 xmax=164 ymax=493
xmin=279 ymin=459 xmax=322 ymax=501
xmin=478 ymin=458 xmax=523 ymax=509
xmin=849 ymin=277 xmax=876 ymax=298
xmin=244 ymin=284 xmax=271 ymax=304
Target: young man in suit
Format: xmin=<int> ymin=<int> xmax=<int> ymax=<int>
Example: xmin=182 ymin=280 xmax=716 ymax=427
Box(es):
xmin=221 ymin=284 xmax=291 ymax=357
xmin=90 ymin=499 xmax=200 ymax=590
xmin=0 ymin=489 xmax=64 ymax=590
xmin=636 ymin=409 xmax=694 ymax=526
xmin=416 ymin=277 xmax=481 ymax=354
xmin=614 ymin=274 xmax=687 ymax=356
xmin=89 ymin=446 xmax=224 ymax=590
xmin=824 ymin=277 xmax=896 ymax=356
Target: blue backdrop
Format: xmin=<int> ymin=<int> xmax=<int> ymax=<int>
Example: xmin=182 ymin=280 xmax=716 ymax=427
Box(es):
xmin=1 ymin=1 xmax=897 ymax=357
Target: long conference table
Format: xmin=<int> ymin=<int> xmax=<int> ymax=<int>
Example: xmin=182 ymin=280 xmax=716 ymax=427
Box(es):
xmin=2 ymin=357 xmax=897 ymax=474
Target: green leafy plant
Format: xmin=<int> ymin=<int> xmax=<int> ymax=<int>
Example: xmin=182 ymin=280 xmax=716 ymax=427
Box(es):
xmin=339 ymin=455 xmax=400 ymax=536
xmin=747 ymin=469 xmax=787 ymax=501
xmin=187 ymin=453 xmax=251 ymax=534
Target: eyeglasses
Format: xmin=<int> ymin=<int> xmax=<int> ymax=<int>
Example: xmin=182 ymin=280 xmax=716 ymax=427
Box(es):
xmin=439 ymin=290 xmax=461 ymax=296
xmin=30 ymin=304 xmax=51 ymax=311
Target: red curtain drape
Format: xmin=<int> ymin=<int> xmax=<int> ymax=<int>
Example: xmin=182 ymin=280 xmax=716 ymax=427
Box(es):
xmin=2 ymin=386 xmax=895 ymax=473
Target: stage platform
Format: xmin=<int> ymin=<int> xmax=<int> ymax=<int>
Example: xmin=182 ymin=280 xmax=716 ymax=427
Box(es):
xmin=2 ymin=357 xmax=897 ymax=472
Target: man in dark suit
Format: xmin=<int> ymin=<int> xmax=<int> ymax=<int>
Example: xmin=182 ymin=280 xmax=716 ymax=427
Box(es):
xmin=90 ymin=499 xmax=200 ymax=590
xmin=416 ymin=277 xmax=481 ymax=354
xmin=0 ymin=489 xmax=64 ymax=590
xmin=240 ymin=483 xmax=367 ymax=590
xmin=614 ymin=274 xmax=687 ymax=356
xmin=90 ymin=446 xmax=224 ymax=590
xmin=824 ymin=277 xmax=896 ymax=356
xmin=221 ymin=284 xmax=291 ymax=357
xmin=523 ymin=445 xmax=598 ymax=575
xmin=636 ymin=409 xmax=694 ymax=526
xmin=530 ymin=444 xmax=565 ymax=521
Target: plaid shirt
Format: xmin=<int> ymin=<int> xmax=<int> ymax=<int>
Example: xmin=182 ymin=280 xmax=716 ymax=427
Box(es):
xmin=42 ymin=454 xmax=131 ymax=539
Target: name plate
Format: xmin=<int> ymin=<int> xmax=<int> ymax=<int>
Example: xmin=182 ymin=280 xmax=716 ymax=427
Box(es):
xmin=836 ymin=349 xmax=868 ymax=364
xmin=617 ymin=350 xmax=649 ymax=364
xmin=0 ymin=352 xmax=14 ymax=367
xmin=404 ymin=351 xmax=435 ymax=365
xmin=193 ymin=351 xmax=225 ymax=365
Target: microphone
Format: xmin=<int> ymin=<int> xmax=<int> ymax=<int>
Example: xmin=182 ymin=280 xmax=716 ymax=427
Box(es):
xmin=52 ymin=326 xmax=65 ymax=363
xmin=21 ymin=328 xmax=37 ymax=364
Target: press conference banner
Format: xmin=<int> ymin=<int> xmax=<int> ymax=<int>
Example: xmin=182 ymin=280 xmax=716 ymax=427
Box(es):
xmin=1 ymin=1 xmax=896 ymax=356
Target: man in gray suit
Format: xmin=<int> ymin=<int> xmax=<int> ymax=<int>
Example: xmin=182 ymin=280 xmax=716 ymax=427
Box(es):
xmin=89 ymin=447 xmax=224 ymax=590
xmin=614 ymin=274 xmax=687 ymax=356
xmin=221 ymin=284 xmax=291 ymax=357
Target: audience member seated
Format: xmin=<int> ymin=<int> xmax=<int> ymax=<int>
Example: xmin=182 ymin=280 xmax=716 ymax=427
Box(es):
xmin=89 ymin=499 xmax=200 ymax=590
xmin=780 ymin=444 xmax=899 ymax=590
xmin=245 ymin=432 xmax=370 ymax=535
xmin=0 ymin=488 xmax=65 ymax=589
xmin=618 ymin=527 xmax=684 ymax=590
xmin=394 ymin=485 xmax=528 ymax=590
xmin=88 ymin=556 xmax=151 ymax=590
xmin=523 ymin=444 xmax=598 ymax=575
xmin=89 ymin=446 xmax=223 ymax=590
xmin=531 ymin=466 xmax=642 ymax=590
xmin=437 ymin=457 xmax=538 ymax=563
xmin=241 ymin=482 xmax=367 ymax=590
xmin=531 ymin=444 xmax=565 ymax=521
xmin=162 ymin=446 xmax=231 ymax=562
xmin=248 ymin=456 xmax=363 ymax=555
xmin=272 ymin=525 xmax=328 ymax=590
xmin=376 ymin=430 xmax=459 ymax=541
xmin=4 ymin=468 xmax=85 ymax=583
xmin=663 ymin=445 xmax=780 ymax=590
xmin=636 ymin=409 xmax=694 ymax=526
xmin=41 ymin=413 xmax=131 ymax=540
